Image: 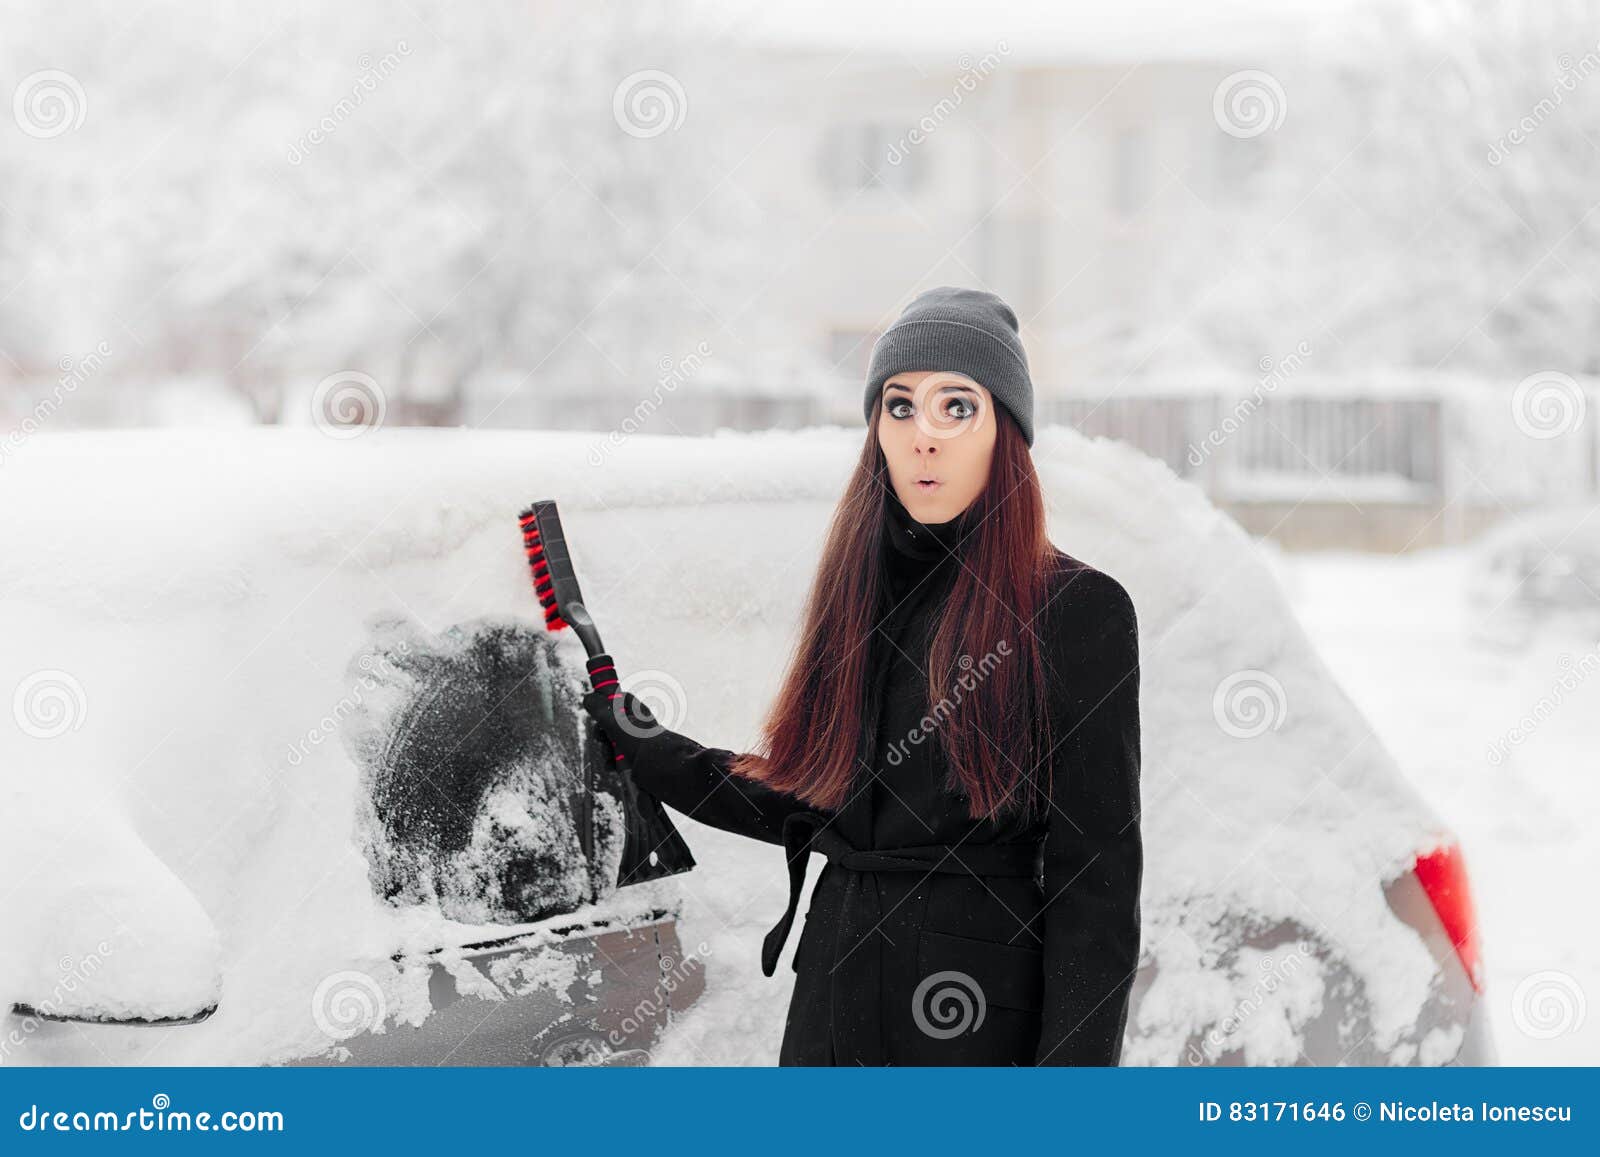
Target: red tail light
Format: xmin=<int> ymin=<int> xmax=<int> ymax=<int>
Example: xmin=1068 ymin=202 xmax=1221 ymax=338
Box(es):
xmin=1413 ymin=841 xmax=1484 ymax=993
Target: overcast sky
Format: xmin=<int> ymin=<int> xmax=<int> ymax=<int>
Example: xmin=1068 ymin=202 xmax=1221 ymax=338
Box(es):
xmin=685 ymin=0 xmax=1383 ymax=62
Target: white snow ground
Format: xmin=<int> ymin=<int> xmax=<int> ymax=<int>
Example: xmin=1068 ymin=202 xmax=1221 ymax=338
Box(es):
xmin=0 ymin=425 xmax=1479 ymax=1065
xmin=1279 ymin=545 xmax=1600 ymax=1066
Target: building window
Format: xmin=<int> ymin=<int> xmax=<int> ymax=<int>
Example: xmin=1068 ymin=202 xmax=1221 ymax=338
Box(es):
xmin=827 ymin=328 xmax=880 ymax=379
xmin=821 ymin=121 xmax=926 ymax=197
xmin=1110 ymin=126 xmax=1145 ymax=217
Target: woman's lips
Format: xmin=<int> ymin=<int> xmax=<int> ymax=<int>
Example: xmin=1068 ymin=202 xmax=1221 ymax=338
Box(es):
xmin=915 ymin=479 xmax=942 ymax=492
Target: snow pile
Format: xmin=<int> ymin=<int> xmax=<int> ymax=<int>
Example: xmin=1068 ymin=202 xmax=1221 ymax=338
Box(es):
xmin=0 ymin=778 xmax=220 ymax=1026
xmin=0 ymin=423 xmax=1449 ymax=1064
xmin=1466 ymin=503 xmax=1600 ymax=632
xmin=1284 ymin=546 xmax=1600 ymax=1065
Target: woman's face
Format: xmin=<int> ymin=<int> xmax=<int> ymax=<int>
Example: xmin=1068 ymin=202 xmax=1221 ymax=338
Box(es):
xmin=876 ymin=370 xmax=997 ymax=524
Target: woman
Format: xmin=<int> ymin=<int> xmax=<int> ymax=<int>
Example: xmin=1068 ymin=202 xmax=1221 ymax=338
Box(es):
xmin=583 ymin=286 xmax=1142 ymax=1066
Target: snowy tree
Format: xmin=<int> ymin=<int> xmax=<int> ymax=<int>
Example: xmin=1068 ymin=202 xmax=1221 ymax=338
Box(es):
xmin=1135 ymin=0 xmax=1600 ymax=379
xmin=0 ymin=0 xmax=808 ymax=427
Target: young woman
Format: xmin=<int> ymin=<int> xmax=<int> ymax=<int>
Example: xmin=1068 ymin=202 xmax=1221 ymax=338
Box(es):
xmin=583 ymin=286 xmax=1142 ymax=1067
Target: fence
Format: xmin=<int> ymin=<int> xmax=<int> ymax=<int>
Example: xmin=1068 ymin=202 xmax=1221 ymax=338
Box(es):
xmin=1041 ymin=384 xmax=1599 ymax=550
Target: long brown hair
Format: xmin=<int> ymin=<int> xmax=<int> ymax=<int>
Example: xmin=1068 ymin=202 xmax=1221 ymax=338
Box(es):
xmin=727 ymin=402 xmax=1056 ymax=824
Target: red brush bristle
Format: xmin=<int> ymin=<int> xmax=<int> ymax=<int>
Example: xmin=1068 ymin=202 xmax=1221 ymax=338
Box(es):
xmin=518 ymin=513 xmax=568 ymax=632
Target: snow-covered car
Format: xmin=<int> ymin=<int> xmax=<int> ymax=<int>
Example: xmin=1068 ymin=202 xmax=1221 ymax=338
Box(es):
xmin=0 ymin=424 xmax=1493 ymax=1065
xmin=0 ymin=429 xmax=703 ymax=1066
xmin=1467 ymin=503 xmax=1600 ymax=642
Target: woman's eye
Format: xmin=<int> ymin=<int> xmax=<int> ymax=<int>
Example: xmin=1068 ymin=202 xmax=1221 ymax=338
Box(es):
xmin=944 ymin=396 xmax=975 ymax=420
xmin=886 ymin=399 xmax=912 ymax=418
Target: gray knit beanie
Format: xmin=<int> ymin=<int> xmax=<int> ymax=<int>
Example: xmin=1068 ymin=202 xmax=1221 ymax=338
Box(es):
xmin=863 ymin=286 xmax=1034 ymax=446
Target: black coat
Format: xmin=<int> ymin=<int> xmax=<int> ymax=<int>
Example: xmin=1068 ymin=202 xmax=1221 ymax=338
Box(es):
xmin=625 ymin=505 xmax=1142 ymax=1066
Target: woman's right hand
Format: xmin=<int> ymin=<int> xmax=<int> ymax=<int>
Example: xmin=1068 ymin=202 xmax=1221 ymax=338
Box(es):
xmin=580 ymin=687 xmax=668 ymax=767
xmin=579 ymin=689 xmax=801 ymax=848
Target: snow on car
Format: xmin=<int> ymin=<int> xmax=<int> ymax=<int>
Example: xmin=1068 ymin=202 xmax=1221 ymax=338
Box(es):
xmin=0 ymin=423 xmax=1492 ymax=1065
xmin=2 ymin=782 xmax=221 ymax=1028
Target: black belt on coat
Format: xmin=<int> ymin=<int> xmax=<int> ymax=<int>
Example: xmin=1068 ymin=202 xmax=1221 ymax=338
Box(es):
xmin=760 ymin=811 xmax=1042 ymax=1065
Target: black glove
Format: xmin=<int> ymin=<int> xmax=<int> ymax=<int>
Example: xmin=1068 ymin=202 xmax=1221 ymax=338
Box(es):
xmin=580 ymin=687 xmax=668 ymax=767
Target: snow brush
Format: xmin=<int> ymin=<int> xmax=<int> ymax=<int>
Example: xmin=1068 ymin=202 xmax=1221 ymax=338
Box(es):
xmin=519 ymin=499 xmax=696 ymax=888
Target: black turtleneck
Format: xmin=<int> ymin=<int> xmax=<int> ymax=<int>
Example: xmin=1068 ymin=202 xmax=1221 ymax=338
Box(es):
xmin=882 ymin=490 xmax=970 ymax=599
xmin=855 ymin=490 xmax=973 ymax=825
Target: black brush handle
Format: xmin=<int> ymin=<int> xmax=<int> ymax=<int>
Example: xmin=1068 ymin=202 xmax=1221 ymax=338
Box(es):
xmin=524 ymin=499 xmax=695 ymax=885
xmin=583 ymin=651 xmax=697 ymax=885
